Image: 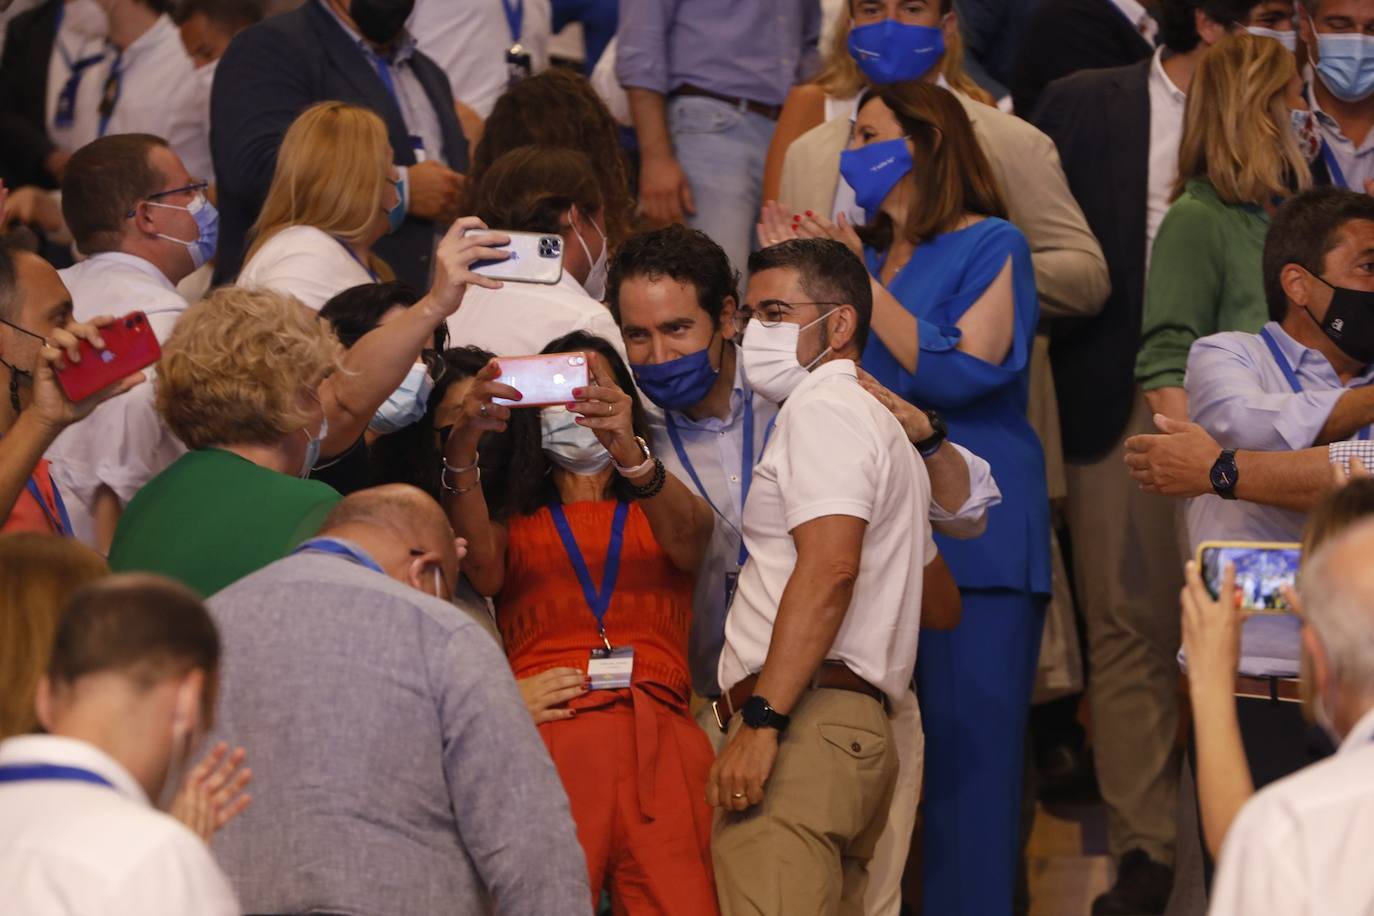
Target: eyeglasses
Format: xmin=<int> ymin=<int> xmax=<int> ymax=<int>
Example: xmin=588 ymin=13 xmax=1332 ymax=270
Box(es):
xmin=125 ymin=181 xmax=209 ymax=218
xmin=732 ymin=300 xmax=842 ymax=334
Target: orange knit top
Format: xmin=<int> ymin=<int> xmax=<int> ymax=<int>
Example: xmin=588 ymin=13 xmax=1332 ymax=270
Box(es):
xmin=498 ymin=500 xmax=695 ymax=700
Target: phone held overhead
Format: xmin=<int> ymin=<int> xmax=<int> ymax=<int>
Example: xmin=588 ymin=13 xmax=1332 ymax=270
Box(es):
xmin=492 ymin=352 xmax=589 ymax=407
xmin=1197 ymin=541 xmax=1302 ymax=614
xmin=469 ymin=230 xmax=564 ymax=285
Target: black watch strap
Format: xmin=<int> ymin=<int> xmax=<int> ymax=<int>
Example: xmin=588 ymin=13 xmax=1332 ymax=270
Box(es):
xmin=914 ymin=409 xmax=947 ymax=458
xmin=742 ymin=695 xmax=790 ymax=733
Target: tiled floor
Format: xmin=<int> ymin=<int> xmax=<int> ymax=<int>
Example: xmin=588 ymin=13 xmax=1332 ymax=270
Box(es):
xmin=1026 ymin=800 xmax=1114 ymax=916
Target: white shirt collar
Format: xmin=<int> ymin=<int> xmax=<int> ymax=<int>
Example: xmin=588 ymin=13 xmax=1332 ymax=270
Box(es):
xmin=1150 ymin=47 xmax=1187 ymax=104
xmin=555 ymin=268 xmax=591 ymax=298
xmin=84 ymin=251 xmax=178 ymax=291
xmin=0 ymin=734 xmax=150 ymax=805
xmin=1340 ymin=705 xmax=1374 ymax=754
xmin=316 ymin=0 xmax=417 ymax=64
xmin=790 ymin=357 xmax=858 ymax=401
xmin=119 ymin=14 xmax=175 ymax=66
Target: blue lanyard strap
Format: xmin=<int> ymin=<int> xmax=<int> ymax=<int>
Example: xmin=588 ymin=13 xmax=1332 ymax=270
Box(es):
xmin=332 ymin=237 xmax=380 ymax=282
xmin=0 ymin=763 xmax=115 ymax=789
xmin=292 ymin=537 xmax=385 ymax=574
xmin=502 ymin=0 xmax=524 ymax=42
xmin=362 ymin=46 xmax=401 ymax=109
xmin=26 ymin=475 xmax=71 ymax=537
xmin=1261 ymin=326 xmax=1372 ymax=440
xmin=1321 ymin=140 xmax=1349 ymax=191
xmin=549 ymin=501 xmax=629 ymax=637
xmin=664 ymin=397 xmax=776 ymax=565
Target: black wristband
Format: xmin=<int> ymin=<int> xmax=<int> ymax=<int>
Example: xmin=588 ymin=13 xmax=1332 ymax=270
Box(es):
xmin=627 ymin=458 xmax=666 ymax=500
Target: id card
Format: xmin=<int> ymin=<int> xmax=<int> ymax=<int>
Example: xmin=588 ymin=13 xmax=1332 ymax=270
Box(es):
xmin=588 ymin=647 xmax=634 ymax=690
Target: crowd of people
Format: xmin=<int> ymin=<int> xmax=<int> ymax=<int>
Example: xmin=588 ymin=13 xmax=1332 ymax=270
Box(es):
xmin=2 ymin=0 xmax=1374 ymax=914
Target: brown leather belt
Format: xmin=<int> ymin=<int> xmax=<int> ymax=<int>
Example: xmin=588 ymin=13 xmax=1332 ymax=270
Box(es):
xmin=1234 ymin=675 xmax=1302 ymax=702
xmin=670 ymin=84 xmax=783 ymax=121
xmin=711 ymin=662 xmax=885 ymax=733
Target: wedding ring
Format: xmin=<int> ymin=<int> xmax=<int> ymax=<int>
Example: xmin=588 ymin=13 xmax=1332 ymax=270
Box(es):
xmin=478 ymin=403 xmax=488 ymax=418
xmin=732 ymin=792 xmax=746 ymax=799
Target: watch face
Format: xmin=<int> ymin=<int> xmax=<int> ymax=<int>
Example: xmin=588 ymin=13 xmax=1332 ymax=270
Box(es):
xmin=1211 ymin=467 xmax=1234 ymax=489
xmin=742 ymin=696 xmax=770 ymax=728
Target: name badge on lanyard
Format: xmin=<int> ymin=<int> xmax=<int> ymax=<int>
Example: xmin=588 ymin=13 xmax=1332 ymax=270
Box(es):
xmin=503 ymin=0 xmax=531 ymax=86
xmin=550 ymin=501 xmax=635 ymax=690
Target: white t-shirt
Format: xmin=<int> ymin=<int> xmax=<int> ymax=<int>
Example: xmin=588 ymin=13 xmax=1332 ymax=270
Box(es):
xmin=237 ymin=225 xmax=377 ymax=311
xmin=0 ymin=734 xmax=239 ymax=915
xmin=166 ymin=60 xmax=217 ymax=184
xmin=1145 ymin=47 xmax=1186 ymax=278
xmin=46 ymin=253 xmax=189 ymax=547
xmin=446 ymin=270 xmax=628 ymax=362
xmin=717 ymin=358 xmax=934 ymax=705
xmin=407 ymin=0 xmax=551 ymax=119
xmin=1208 ymin=707 xmax=1374 ymax=916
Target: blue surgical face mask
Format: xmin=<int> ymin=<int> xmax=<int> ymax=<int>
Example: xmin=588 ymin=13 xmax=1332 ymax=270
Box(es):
xmin=386 ymin=176 xmax=406 ymax=233
xmin=1311 ymin=19 xmax=1374 ymax=103
xmin=1246 ymin=25 xmax=1298 ymax=53
xmin=148 ymin=191 xmax=219 ymax=269
xmin=847 ymin=19 xmax=945 ymax=85
xmin=369 ymin=361 xmax=434 ymax=434
xmin=631 ymin=342 xmax=721 ymax=411
xmin=838 ymin=136 xmax=914 ymax=215
xmin=301 ymin=414 xmax=328 ymax=478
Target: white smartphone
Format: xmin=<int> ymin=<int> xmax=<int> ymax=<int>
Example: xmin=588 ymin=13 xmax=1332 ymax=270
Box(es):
xmin=469 ymin=230 xmax=564 ymax=285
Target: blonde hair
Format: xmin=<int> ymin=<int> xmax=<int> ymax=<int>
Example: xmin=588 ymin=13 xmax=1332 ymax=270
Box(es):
xmin=814 ymin=12 xmax=994 ymax=106
xmin=1174 ymin=33 xmax=1311 ymax=206
xmin=245 ymin=101 xmax=396 ymax=279
xmin=156 ymin=286 xmax=342 ymax=449
xmin=0 ymin=535 xmax=108 ymax=739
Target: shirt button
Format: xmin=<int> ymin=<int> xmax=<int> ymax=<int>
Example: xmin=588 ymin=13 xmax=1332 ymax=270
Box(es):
xmin=729 ymin=475 xmax=739 ymax=482
xmin=851 ymin=741 xmax=862 ymax=753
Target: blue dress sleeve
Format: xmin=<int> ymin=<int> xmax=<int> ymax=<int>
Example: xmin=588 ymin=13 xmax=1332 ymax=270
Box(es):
xmin=888 ymin=221 xmax=1038 ymax=410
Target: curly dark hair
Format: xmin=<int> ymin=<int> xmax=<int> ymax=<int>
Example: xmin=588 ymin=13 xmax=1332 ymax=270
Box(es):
xmin=488 ymin=331 xmax=650 ymax=521
xmin=463 ymin=68 xmax=634 ymax=248
xmin=607 ymin=225 xmax=740 ymax=328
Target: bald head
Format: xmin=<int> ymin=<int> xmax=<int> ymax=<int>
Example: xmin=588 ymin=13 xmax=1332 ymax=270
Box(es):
xmin=1299 ymin=519 xmax=1374 ymax=702
xmin=317 ymin=485 xmax=461 ymax=599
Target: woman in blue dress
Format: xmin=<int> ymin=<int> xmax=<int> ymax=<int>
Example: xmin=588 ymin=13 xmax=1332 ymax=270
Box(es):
xmin=793 ymin=82 xmax=1051 ymax=915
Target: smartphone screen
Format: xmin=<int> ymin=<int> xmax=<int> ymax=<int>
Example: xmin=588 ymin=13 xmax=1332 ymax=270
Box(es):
xmin=493 ymin=352 xmax=589 ymax=407
xmin=1198 ymin=542 xmax=1302 ymax=614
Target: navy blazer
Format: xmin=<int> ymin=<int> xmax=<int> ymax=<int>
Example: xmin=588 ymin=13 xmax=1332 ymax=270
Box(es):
xmin=210 ymin=0 xmax=468 ymax=289
xmin=1010 ymin=0 xmax=1152 ymax=118
xmin=1032 ymin=60 xmax=1150 ymax=462
xmin=0 ymin=0 xmax=61 ymax=189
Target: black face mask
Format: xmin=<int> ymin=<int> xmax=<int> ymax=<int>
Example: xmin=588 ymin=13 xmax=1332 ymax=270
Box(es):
xmin=1307 ymin=272 xmax=1374 ymax=366
xmin=350 ymin=0 xmax=414 ymax=46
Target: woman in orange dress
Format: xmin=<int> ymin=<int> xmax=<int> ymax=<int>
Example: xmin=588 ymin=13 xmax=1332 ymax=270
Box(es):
xmin=443 ymin=330 xmax=718 ymax=916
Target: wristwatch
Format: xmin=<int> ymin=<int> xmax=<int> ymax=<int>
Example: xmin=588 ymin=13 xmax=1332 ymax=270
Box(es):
xmin=741 ymin=695 xmax=791 ymax=733
xmin=1210 ymin=448 xmax=1239 ymax=500
xmin=913 ymin=409 xmax=948 ymax=459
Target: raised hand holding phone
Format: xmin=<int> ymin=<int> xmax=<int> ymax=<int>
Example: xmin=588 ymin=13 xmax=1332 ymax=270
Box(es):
xmin=22 ymin=315 xmax=146 ymax=433
xmin=427 ymin=217 xmax=511 ymax=317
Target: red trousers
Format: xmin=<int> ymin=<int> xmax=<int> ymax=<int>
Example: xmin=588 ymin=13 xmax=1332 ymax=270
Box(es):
xmin=540 ymin=689 xmax=719 ymax=915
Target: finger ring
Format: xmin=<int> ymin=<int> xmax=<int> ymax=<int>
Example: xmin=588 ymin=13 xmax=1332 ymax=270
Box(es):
xmin=732 ymin=792 xmax=745 ymax=799
xmin=479 ymin=403 xmax=488 ymax=417
xmin=607 ymin=402 xmax=615 ymax=415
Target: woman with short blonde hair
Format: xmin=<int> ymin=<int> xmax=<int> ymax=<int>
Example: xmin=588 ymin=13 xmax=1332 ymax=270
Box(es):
xmin=109 ymin=286 xmax=345 ymax=596
xmin=238 ymin=102 xmax=402 ymax=309
xmin=1137 ymin=33 xmax=1312 ymax=422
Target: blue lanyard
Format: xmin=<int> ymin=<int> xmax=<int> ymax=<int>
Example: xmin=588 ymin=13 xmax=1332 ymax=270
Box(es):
xmin=664 ymin=397 xmax=776 ymax=566
xmin=502 ymin=0 xmax=524 ymax=42
xmin=362 ymin=47 xmax=423 ymax=159
xmin=333 ymin=237 xmax=379 ymax=282
xmin=25 ymin=475 xmax=71 ymax=537
xmin=549 ymin=501 xmax=629 ymax=640
xmin=292 ymin=537 xmax=385 ymax=574
xmin=0 ymin=763 xmax=115 ymax=789
xmin=1261 ymin=326 xmax=1372 ymax=440
xmin=1321 ymin=140 xmax=1350 ymax=191
xmin=52 ymin=7 xmax=108 ymax=133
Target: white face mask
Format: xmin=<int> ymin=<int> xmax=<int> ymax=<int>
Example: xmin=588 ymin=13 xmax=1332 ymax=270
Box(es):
xmin=541 ymin=405 xmax=611 ymax=475
xmin=368 ymin=361 xmax=433 ymax=434
xmin=1246 ymin=25 xmax=1298 ymax=53
xmin=570 ymin=209 xmax=608 ymax=301
xmin=739 ymin=311 xmax=833 ymax=403
xmin=300 ymin=414 xmax=328 ymax=478
xmin=62 ymin=0 xmax=110 ymax=41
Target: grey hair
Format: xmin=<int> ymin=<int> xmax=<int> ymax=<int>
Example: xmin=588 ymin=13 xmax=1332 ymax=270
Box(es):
xmin=1298 ymin=518 xmax=1374 ymax=697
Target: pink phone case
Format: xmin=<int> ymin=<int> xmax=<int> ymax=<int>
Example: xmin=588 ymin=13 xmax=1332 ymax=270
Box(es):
xmin=493 ymin=352 xmax=590 ymax=407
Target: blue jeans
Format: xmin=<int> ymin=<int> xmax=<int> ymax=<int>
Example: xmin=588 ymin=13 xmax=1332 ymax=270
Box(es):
xmin=668 ymin=95 xmax=773 ymax=281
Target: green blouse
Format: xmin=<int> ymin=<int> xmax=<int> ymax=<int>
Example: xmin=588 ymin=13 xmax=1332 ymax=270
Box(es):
xmin=1135 ymin=178 xmax=1271 ymax=391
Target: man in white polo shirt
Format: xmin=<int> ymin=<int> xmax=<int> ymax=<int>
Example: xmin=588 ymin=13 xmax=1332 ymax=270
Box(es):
xmin=708 ymin=238 xmax=944 ymax=913
xmin=0 ymin=574 xmax=238 ymax=914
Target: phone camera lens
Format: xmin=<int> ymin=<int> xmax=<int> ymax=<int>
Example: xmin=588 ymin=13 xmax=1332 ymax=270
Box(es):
xmin=570 ymin=356 xmax=585 ymax=366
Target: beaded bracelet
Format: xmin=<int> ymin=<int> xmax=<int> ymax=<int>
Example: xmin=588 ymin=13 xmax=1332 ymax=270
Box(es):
xmin=626 ymin=458 xmax=666 ymax=500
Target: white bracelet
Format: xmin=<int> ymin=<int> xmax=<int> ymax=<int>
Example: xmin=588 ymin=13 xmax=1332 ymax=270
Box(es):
xmin=612 ymin=436 xmax=654 ymax=477
xmin=443 ymin=452 xmax=479 ymax=475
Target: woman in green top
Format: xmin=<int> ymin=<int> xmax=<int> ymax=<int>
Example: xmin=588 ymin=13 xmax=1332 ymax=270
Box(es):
xmin=1136 ymin=33 xmax=1313 ymax=423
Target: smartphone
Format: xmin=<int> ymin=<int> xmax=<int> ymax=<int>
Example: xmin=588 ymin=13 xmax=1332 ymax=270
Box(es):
xmin=469 ymin=230 xmax=564 ymax=285
xmin=1197 ymin=541 xmax=1302 ymax=614
xmin=493 ymin=352 xmax=589 ymax=407
xmin=54 ymin=311 xmax=160 ymax=403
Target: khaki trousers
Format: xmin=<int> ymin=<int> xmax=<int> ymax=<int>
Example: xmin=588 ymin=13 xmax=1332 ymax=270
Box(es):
xmin=1065 ymin=392 xmax=1185 ymax=865
xmin=863 ymin=689 xmax=923 ymax=916
xmin=712 ymin=688 xmax=898 ymax=916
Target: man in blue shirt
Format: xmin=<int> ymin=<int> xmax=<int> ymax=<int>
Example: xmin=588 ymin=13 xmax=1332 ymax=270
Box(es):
xmin=616 ymin=0 xmax=822 ymax=276
xmin=607 ymin=225 xmax=1000 ymax=915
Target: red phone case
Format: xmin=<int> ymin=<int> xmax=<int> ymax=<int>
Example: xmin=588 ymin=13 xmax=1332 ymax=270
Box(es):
xmin=55 ymin=312 xmax=160 ymax=403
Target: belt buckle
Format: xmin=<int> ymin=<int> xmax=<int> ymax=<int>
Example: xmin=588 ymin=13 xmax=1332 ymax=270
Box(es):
xmin=711 ymin=699 xmax=729 ymax=734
